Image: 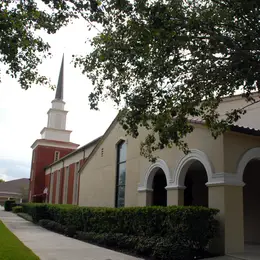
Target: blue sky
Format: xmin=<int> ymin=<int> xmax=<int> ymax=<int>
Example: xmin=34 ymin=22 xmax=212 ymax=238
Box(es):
xmin=0 ymin=18 xmax=117 ymax=181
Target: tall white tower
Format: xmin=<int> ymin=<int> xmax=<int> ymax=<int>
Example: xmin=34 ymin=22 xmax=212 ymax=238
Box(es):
xmin=40 ymin=55 xmax=72 ymax=142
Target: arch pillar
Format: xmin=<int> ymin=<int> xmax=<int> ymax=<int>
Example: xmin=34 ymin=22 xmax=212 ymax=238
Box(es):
xmin=138 ymin=159 xmax=171 ymax=206
xmin=165 ymin=185 xmax=185 ymax=206
xmin=207 ymin=173 xmax=245 ymax=255
xmin=137 ymin=188 xmax=153 ymax=206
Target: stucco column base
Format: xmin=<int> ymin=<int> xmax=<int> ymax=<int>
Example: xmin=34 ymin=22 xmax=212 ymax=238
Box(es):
xmin=208 ymin=185 xmax=244 ymax=255
xmin=166 ymin=186 xmax=185 ymax=206
xmin=138 ymin=189 xmax=153 ymax=206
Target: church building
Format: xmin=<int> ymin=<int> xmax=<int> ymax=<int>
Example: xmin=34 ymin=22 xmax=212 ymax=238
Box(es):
xmin=29 ymin=56 xmax=260 ymax=257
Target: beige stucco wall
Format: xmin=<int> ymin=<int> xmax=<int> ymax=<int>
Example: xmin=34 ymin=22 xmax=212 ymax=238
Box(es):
xmin=79 ymin=122 xmax=225 ymax=207
xmin=223 ymin=132 xmax=260 ymax=173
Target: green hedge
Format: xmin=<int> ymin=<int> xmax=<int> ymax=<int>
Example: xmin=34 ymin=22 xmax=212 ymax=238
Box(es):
xmin=12 ymin=206 xmax=23 ymax=213
xmin=4 ymin=200 xmax=16 ymax=211
xmin=22 ymin=203 xmax=219 ymax=259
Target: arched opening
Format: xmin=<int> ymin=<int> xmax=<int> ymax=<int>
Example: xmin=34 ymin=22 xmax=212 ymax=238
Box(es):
xmin=243 ymin=159 xmax=260 ymax=245
xmin=184 ymin=161 xmax=208 ymax=207
xmin=152 ymin=168 xmax=167 ymax=206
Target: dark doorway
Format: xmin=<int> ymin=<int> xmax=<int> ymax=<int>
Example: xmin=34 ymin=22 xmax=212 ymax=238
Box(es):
xmin=243 ymin=159 xmax=260 ymax=244
xmin=184 ymin=161 xmax=208 ymax=207
xmin=152 ymin=169 xmax=167 ymax=206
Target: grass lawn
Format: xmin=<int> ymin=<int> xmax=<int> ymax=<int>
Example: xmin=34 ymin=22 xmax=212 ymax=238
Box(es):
xmin=0 ymin=220 xmax=39 ymax=260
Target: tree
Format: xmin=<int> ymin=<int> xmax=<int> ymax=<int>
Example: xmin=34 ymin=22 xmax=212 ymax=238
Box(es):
xmin=0 ymin=0 xmax=97 ymax=89
xmin=74 ymin=0 xmax=260 ymax=160
xmin=0 ymin=179 xmax=5 ymax=183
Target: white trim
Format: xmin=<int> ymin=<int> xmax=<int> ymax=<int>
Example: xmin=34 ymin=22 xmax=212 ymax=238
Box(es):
xmin=0 ymin=191 xmax=22 ymax=195
xmin=47 ymin=108 xmax=68 ymax=115
xmin=206 ymin=172 xmax=245 ymax=187
xmin=174 ymin=149 xmax=214 ymax=186
xmin=165 ymin=185 xmax=186 ymax=190
xmin=51 ymin=99 xmax=65 ymax=105
xmin=31 ymin=139 xmax=79 ymax=150
xmin=40 ymin=127 xmax=72 ymax=135
xmin=237 ymin=147 xmax=260 ymax=182
xmin=138 ymin=159 xmax=172 ymax=191
xmin=137 ymin=187 xmax=153 ymax=192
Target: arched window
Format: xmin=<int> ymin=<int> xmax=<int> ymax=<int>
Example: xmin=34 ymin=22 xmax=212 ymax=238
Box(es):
xmin=115 ymin=141 xmax=126 ymax=207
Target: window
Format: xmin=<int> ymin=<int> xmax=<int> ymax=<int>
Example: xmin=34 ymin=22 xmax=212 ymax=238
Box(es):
xmin=115 ymin=141 xmax=126 ymax=208
xmin=54 ymin=151 xmax=60 ymax=162
xmin=63 ymin=167 xmax=69 ymax=204
xmin=49 ymin=172 xmax=54 ymax=203
xmin=55 ymin=170 xmax=61 ymax=204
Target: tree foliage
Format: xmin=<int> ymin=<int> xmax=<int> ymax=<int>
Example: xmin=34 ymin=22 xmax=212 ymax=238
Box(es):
xmin=0 ymin=0 xmax=97 ymax=89
xmin=74 ymin=0 xmax=260 ymax=160
xmin=0 ymin=179 xmax=5 ymax=183
xmin=2 ymin=1 xmax=260 ymax=161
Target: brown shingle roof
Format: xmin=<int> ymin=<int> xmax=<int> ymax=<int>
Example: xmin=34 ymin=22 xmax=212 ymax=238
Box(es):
xmin=0 ymin=178 xmax=29 ymax=194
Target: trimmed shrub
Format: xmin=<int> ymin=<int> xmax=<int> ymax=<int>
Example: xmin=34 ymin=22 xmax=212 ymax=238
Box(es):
xmin=23 ymin=203 xmax=219 ymax=259
xmin=22 ymin=203 xmax=49 ymax=223
xmin=12 ymin=206 xmax=23 ymax=213
xmin=17 ymin=213 xmax=33 ymax=222
xmin=4 ymin=200 xmax=16 ymax=211
xmin=39 ymin=219 xmax=77 ymax=237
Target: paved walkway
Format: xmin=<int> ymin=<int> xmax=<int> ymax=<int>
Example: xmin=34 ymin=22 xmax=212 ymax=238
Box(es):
xmin=0 ymin=207 xmax=142 ymax=260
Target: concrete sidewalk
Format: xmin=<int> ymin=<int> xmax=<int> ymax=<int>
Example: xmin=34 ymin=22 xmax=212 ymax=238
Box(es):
xmin=0 ymin=208 xmax=142 ymax=260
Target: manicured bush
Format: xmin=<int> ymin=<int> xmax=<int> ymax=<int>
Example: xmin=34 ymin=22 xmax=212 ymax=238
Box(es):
xmin=17 ymin=212 xmax=33 ymax=222
xmin=12 ymin=206 xmax=23 ymax=213
xmin=4 ymin=200 xmax=16 ymax=211
xmin=23 ymin=203 xmax=219 ymax=259
xmin=39 ymin=219 xmax=77 ymax=237
xmin=22 ymin=203 xmax=49 ymax=223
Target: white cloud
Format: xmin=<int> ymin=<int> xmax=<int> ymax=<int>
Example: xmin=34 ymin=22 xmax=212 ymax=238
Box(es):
xmin=0 ymin=169 xmax=13 ymax=181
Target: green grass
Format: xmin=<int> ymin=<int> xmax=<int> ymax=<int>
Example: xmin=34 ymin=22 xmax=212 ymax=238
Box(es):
xmin=0 ymin=220 xmax=39 ymax=260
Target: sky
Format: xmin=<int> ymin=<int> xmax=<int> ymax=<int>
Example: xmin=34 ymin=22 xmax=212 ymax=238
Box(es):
xmin=0 ymin=18 xmax=117 ymax=181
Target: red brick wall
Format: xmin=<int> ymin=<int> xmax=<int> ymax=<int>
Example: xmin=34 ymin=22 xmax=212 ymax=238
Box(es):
xmin=29 ymin=145 xmax=75 ymax=201
xmin=59 ymin=167 xmax=65 ymax=204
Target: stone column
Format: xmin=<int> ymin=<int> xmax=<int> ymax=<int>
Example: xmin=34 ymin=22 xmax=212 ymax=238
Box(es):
xmin=207 ymin=180 xmax=244 ymax=255
xmin=166 ymin=186 xmax=185 ymax=206
xmin=137 ymin=188 xmax=153 ymax=206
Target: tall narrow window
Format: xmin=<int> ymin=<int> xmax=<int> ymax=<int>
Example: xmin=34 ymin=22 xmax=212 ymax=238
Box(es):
xmin=73 ymin=162 xmax=80 ymax=205
xmin=49 ymin=172 xmax=54 ymax=203
xmin=63 ymin=167 xmax=69 ymax=204
xmin=55 ymin=170 xmax=61 ymax=204
xmin=54 ymin=151 xmax=60 ymax=162
xmin=115 ymin=141 xmax=126 ymax=208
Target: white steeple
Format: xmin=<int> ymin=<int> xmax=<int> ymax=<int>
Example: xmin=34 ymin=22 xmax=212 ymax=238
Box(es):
xmin=40 ymin=55 xmax=72 ymax=142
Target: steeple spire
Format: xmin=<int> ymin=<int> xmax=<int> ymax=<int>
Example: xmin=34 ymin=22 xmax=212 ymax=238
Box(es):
xmin=55 ymin=54 xmax=64 ymax=100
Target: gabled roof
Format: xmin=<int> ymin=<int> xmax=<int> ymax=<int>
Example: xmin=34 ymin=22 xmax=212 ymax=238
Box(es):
xmin=46 ymin=136 xmax=102 ymax=169
xmin=78 ymin=114 xmax=119 ymax=174
xmin=0 ymin=178 xmax=29 ymax=194
xmin=78 ymin=94 xmax=260 ymax=174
